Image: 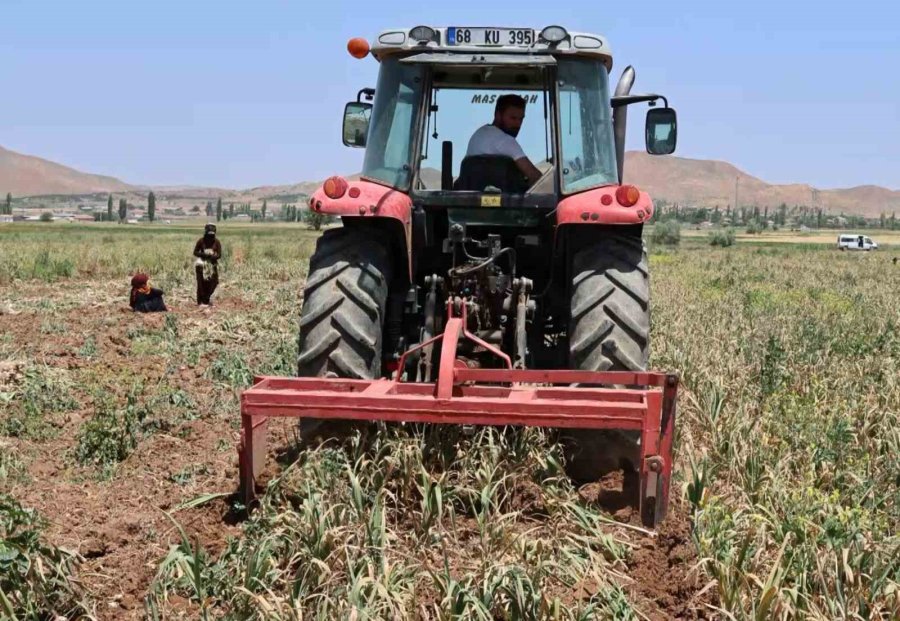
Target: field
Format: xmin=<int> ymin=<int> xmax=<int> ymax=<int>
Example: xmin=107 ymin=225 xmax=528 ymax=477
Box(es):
xmin=1 ymin=223 xmax=898 ymax=620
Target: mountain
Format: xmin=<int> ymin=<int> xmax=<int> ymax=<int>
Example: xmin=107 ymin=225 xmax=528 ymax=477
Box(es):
xmin=2 ymin=143 xmax=898 ymax=218
xmin=0 ymin=145 xmax=134 ymax=196
xmin=623 ymin=151 xmax=900 ymax=218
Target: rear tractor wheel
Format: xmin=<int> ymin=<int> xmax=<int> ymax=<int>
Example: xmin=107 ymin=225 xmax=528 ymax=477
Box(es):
xmin=562 ymin=232 xmax=650 ymax=483
xmin=296 ymin=227 xmax=393 ymax=442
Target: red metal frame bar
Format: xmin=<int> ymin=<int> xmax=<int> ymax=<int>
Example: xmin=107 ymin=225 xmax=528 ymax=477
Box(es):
xmin=237 ymin=300 xmax=678 ymax=527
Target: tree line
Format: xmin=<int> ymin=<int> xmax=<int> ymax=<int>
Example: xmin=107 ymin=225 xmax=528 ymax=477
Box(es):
xmin=7 ymin=190 xmax=342 ymax=231
xmin=653 ymin=200 xmax=899 ymax=231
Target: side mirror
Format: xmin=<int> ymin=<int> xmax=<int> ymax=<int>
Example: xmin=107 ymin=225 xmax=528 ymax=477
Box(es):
xmin=645 ymin=107 xmax=677 ymax=155
xmin=342 ymin=102 xmax=372 ymax=148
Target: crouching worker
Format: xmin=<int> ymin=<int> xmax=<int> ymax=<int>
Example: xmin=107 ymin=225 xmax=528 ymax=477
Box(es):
xmin=129 ymin=273 xmax=167 ymax=312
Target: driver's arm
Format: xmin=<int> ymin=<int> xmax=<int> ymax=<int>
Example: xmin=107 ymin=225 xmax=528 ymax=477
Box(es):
xmin=515 ymin=157 xmax=543 ymax=185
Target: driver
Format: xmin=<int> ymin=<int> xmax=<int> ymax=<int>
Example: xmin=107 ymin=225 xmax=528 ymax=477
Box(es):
xmin=465 ymin=94 xmax=542 ymax=186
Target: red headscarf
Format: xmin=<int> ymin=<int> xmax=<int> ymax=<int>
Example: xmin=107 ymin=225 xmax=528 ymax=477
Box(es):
xmin=130 ymin=273 xmax=151 ymax=305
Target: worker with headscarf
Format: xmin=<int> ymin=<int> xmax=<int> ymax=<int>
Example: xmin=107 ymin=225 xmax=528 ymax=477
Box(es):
xmin=193 ymin=223 xmax=222 ymax=305
xmin=129 ymin=273 xmax=167 ymax=312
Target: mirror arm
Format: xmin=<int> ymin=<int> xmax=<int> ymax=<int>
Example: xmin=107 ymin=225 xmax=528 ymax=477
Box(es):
xmin=357 ymin=88 xmax=375 ymax=103
xmin=611 ymin=93 xmax=668 ymax=109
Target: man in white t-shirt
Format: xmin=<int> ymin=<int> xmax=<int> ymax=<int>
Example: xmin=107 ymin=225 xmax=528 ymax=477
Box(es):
xmin=465 ymin=94 xmax=543 ymax=186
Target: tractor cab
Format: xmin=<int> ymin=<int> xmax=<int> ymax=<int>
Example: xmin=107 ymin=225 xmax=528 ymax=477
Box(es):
xmin=342 ymin=25 xmax=677 ymax=215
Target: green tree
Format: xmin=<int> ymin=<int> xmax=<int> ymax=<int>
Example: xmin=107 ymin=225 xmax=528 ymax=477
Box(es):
xmin=229 ymin=203 xmax=234 ymax=218
xmin=777 ymin=203 xmax=787 ymax=226
xmin=216 ymin=197 xmax=223 ymax=222
xmin=261 ymin=200 xmax=267 ymax=221
xmin=147 ymin=191 xmax=156 ymax=222
xmin=107 ymin=194 xmax=113 ymax=221
xmin=118 ymin=199 xmax=127 ymax=223
xmin=650 ymin=220 xmax=681 ymax=246
xmin=709 ymin=228 xmax=736 ymax=247
xmin=39 ymin=212 xmax=53 ymax=222
xmin=3 ymin=192 xmax=11 ymax=215
xmin=206 ymin=201 xmax=213 ymax=218
xmin=305 ymin=208 xmax=329 ymax=231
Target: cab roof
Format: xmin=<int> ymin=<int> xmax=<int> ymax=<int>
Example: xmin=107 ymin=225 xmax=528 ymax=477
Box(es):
xmin=369 ymin=26 xmax=613 ymax=71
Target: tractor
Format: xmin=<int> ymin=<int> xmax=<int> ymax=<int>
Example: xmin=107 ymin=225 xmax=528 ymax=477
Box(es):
xmin=239 ymin=25 xmax=680 ymax=527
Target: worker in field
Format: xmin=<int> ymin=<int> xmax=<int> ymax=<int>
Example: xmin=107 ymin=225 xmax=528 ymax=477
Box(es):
xmin=461 ymin=94 xmax=543 ymax=190
xmin=129 ymin=273 xmax=167 ymax=312
xmin=193 ymin=223 xmax=222 ymax=306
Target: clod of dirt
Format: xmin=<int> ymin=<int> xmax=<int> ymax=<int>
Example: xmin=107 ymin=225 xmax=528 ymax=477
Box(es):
xmin=0 ymin=360 xmax=25 ymax=388
xmin=510 ymin=479 xmax=547 ymax=515
xmin=81 ymin=538 xmax=110 ymax=559
xmin=578 ymin=470 xmax=638 ymax=522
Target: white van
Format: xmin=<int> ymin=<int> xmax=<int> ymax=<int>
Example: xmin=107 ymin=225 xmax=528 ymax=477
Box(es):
xmin=837 ymin=234 xmax=877 ymax=251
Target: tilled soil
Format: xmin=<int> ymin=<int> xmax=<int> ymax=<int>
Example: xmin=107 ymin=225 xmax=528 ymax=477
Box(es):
xmin=1 ymin=282 xmax=712 ymax=619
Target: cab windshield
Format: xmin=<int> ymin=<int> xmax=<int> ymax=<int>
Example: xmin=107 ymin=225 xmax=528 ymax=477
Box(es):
xmin=360 ymin=55 xmax=617 ymax=194
xmin=361 ymin=57 xmax=425 ymax=190
xmin=557 ymin=58 xmax=617 ymax=193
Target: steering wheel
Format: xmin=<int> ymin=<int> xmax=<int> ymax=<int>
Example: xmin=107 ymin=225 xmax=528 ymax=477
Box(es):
xmin=526 ymin=164 xmax=555 ymax=195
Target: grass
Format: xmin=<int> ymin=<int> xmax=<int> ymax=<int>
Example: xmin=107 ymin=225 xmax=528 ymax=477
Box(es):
xmin=0 ymin=494 xmax=90 ymax=619
xmin=0 ymin=223 xmax=319 ymax=287
xmin=0 ymin=366 xmax=78 ymax=440
xmin=146 ymin=428 xmax=635 ymax=619
xmin=0 ymin=444 xmax=29 ymax=488
xmin=1 ymin=223 xmax=898 ymax=619
xmin=649 ymin=246 xmax=900 ymax=619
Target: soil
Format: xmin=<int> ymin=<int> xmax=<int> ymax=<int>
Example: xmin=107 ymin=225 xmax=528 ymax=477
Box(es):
xmin=579 ymin=472 xmax=714 ymax=619
xmin=1 ymin=282 xmax=713 ymax=619
xmin=1 ymin=287 xmax=253 ymax=618
xmin=625 ymin=501 xmax=713 ymax=619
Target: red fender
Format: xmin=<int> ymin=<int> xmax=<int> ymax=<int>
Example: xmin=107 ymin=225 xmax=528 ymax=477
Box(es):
xmin=310 ymin=179 xmax=413 ymax=278
xmin=557 ymin=186 xmax=655 ymax=225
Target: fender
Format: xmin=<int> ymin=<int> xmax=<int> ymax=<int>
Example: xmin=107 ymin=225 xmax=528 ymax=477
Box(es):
xmin=556 ymin=185 xmax=655 ymax=226
xmin=310 ymin=178 xmax=413 ymax=278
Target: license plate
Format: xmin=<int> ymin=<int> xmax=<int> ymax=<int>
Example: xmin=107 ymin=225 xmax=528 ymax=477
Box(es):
xmin=448 ymin=27 xmax=534 ymax=47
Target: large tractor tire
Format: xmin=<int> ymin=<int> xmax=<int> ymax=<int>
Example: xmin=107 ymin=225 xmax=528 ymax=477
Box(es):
xmin=563 ymin=233 xmax=650 ymax=482
xmin=296 ymin=227 xmax=392 ymax=441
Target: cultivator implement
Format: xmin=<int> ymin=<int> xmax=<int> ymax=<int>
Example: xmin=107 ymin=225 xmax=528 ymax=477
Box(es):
xmin=238 ymin=304 xmax=679 ymax=528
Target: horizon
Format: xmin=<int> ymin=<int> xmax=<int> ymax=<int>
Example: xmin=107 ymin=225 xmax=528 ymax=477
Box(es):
xmin=2 ymin=1 xmax=898 ymax=190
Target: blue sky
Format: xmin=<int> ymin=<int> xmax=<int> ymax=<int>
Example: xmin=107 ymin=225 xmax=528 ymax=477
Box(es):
xmin=2 ymin=0 xmax=898 ymax=189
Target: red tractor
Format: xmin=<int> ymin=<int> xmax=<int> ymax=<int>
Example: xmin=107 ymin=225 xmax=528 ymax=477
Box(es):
xmin=240 ymin=25 xmax=679 ymax=527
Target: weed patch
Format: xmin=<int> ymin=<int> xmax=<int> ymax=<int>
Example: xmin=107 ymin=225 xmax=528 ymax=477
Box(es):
xmin=0 ymin=495 xmax=90 ymax=617
xmin=0 ymin=367 xmax=77 ymax=440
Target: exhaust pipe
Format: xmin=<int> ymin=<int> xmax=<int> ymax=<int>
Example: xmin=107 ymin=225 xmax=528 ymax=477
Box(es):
xmin=613 ymin=66 xmax=635 ymax=184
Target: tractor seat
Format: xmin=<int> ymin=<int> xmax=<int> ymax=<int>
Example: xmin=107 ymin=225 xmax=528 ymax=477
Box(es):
xmin=453 ymin=155 xmax=529 ymax=194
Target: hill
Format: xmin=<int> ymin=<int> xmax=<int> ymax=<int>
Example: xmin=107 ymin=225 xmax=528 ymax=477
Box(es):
xmin=3 ymin=143 xmax=898 ymax=218
xmin=624 ymin=151 xmax=900 ymax=218
xmin=0 ymin=145 xmax=133 ymax=196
